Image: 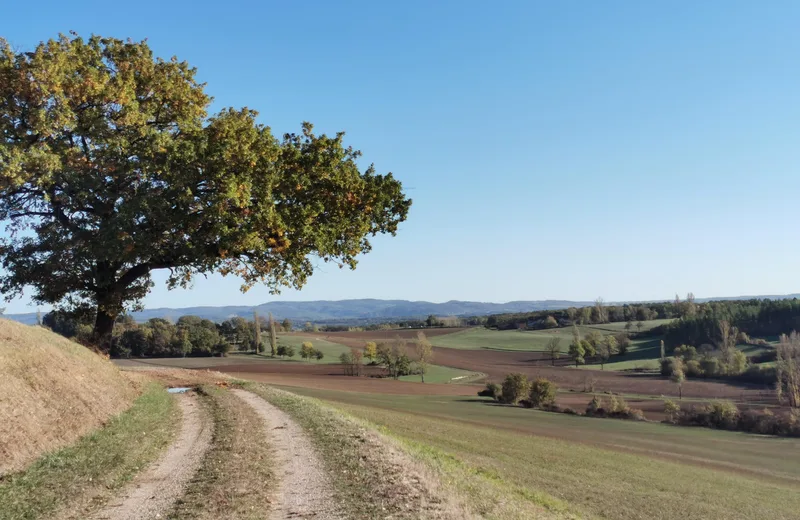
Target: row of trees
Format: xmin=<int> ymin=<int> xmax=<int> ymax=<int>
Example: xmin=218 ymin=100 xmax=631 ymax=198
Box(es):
xmin=660 ymin=298 xmax=800 ymax=347
xmin=485 ymin=294 xmax=700 ymax=331
xmin=339 ymin=332 xmax=434 ymax=381
xmin=553 ymin=325 xmax=632 ymax=369
xmin=42 ymin=308 xmax=298 ymax=358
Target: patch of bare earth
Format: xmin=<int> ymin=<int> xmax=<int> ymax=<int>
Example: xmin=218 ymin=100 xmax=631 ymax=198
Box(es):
xmin=88 ymin=392 xmax=212 ymax=520
xmin=233 ymin=389 xmax=342 ymax=520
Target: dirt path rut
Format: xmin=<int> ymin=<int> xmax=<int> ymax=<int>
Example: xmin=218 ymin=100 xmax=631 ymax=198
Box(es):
xmin=90 ymin=392 xmax=212 ymax=520
xmin=232 ymin=389 xmax=342 ymax=520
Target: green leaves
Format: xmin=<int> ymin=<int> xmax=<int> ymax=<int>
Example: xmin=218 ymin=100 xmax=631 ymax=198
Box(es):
xmin=0 ymin=34 xmax=410 ymax=342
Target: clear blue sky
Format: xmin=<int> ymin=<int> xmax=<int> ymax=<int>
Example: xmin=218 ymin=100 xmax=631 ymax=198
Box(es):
xmin=4 ymin=1 xmax=800 ymax=312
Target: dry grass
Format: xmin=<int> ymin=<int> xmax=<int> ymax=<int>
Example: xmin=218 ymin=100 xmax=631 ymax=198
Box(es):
xmin=169 ymin=385 xmax=275 ymax=519
xmin=0 ymin=384 xmax=178 ymax=520
xmin=246 ymin=384 xmax=478 ymax=519
xmin=0 ymin=320 xmax=139 ymax=475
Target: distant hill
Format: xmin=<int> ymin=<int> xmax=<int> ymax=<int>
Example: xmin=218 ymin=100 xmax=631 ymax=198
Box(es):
xmin=6 ymin=294 xmax=800 ymax=325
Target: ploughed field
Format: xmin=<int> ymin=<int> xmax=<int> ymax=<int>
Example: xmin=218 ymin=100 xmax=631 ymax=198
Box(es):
xmin=294 ymin=327 xmax=775 ymax=404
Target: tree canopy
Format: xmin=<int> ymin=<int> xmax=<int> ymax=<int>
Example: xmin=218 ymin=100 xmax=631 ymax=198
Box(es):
xmin=0 ymin=34 xmax=410 ymax=348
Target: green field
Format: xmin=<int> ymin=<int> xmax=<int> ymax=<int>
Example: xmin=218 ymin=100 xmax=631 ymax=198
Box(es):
xmin=398 ymin=364 xmax=483 ymax=384
xmin=286 ymin=387 xmax=800 ymax=520
xmin=274 ymin=334 xmax=353 ymax=362
xmin=431 ymin=321 xmax=669 ymax=352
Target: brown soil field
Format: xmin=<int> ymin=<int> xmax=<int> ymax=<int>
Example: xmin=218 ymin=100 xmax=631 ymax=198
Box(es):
xmin=291 ymin=331 xmax=775 ymax=404
xmin=431 ymin=347 xmax=775 ymax=403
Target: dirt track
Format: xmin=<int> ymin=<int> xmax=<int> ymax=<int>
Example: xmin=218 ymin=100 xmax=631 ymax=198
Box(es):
xmin=233 ymin=389 xmax=341 ymax=520
xmin=90 ymin=392 xmax=212 ymax=520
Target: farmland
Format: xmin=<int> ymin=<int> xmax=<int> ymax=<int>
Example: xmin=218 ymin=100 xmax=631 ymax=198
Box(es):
xmin=286 ymin=386 xmax=800 ymax=520
xmin=428 ymin=321 xmax=667 ymax=352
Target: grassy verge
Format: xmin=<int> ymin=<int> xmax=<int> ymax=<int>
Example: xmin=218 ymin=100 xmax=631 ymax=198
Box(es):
xmin=169 ymin=385 xmax=274 ymax=519
xmin=0 ymin=384 xmax=178 ymax=520
xmin=324 ymin=399 xmax=800 ymax=520
xmin=244 ymin=383 xmax=572 ymax=519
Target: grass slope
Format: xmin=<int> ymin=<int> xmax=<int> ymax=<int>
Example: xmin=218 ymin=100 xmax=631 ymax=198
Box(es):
xmin=292 ymin=389 xmax=800 ymax=520
xmin=0 ymin=384 xmax=178 ymax=520
xmin=244 ymin=384 xmax=533 ymax=519
xmin=0 ymin=319 xmax=139 ymax=475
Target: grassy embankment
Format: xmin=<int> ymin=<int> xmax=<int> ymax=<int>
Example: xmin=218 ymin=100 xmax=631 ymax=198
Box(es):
xmin=0 ymin=319 xmax=140 ymax=475
xmin=286 ymin=386 xmax=800 ymax=520
xmin=0 ymin=384 xmax=178 ymax=520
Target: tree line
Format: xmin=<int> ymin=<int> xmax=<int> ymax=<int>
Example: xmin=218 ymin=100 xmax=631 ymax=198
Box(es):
xmin=42 ymin=309 xmax=294 ymax=358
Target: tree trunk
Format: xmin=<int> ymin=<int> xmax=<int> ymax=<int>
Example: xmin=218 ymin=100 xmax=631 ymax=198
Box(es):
xmin=92 ymin=308 xmax=116 ymax=352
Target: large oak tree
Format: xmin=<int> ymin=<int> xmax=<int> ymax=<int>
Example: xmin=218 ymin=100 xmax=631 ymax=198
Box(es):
xmin=0 ymin=34 xmax=410 ymax=348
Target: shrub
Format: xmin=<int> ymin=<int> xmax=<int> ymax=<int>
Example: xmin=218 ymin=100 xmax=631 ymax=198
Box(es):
xmin=615 ymin=333 xmax=631 ymax=355
xmin=212 ymin=341 xmax=231 ymax=357
xmin=660 ymin=356 xmax=683 ymax=377
xmin=673 ymin=345 xmax=697 ymax=361
xmin=501 ymin=373 xmax=531 ymax=405
xmin=608 ymin=395 xmax=629 ymax=415
xmin=663 ymin=399 xmax=680 ymax=423
xmin=700 ymin=357 xmax=719 ymax=378
xmin=529 ymin=378 xmax=557 ymax=409
xmin=586 ymin=396 xmax=603 ymax=416
xmin=562 ymin=407 xmax=579 ymax=415
xmin=748 ymin=349 xmax=777 ymax=364
xmin=685 ymin=359 xmax=703 ymax=378
xmin=627 ymin=408 xmax=646 ymax=421
xmin=314 ymin=349 xmax=324 ymax=361
xmin=706 ymin=401 xmax=740 ymax=429
xmin=478 ymin=382 xmax=502 ymax=401
xmin=728 ymin=350 xmax=748 ymax=375
xmin=300 ymin=341 xmax=315 ymax=360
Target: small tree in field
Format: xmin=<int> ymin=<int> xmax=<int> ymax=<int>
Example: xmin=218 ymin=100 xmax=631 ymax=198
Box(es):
xmin=501 ymin=373 xmax=531 ymax=405
xmin=364 ymin=341 xmax=378 ymax=363
xmin=637 ymin=321 xmax=645 ymax=332
xmin=254 ymin=311 xmax=262 ymax=354
xmin=377 ymin=338 xmax=412 ymax=379
xmin=596 ymin=335 xmax=617 ymax=370
xmin=663 ymin=399 xmax=681 ymax=423
xmin=268 ymin=313 xmax=278 ymax=357
xmin=300 ymin=341 xmax=315 ymax=360
xmin=569 ymin=341 xmax=585 ymax=367
xmin=543 ymin=316 xmax=558 ymax=329
xmin=529 ymin=378 xmax=557 ymax=409
xmin=284 ymin=345 xmax=295 ymax=358
xmin=671 ymin=367 xmax=686 ymax=400
xmin=546 ymin=337 xmax=562 ymax=366
xmin=314 ymin=349 xmax=324 ymax=361
xmin=615 ymin=333 xmax=631 ymax=355
xmin=415 ymin=331 xmax=434 ymax=383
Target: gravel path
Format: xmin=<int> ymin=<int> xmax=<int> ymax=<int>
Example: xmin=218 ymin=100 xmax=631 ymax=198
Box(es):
xmin=232 ymin=389 xmax=342 ymax=520
xmin=90 ymin=392 xmax=212 ymax=520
